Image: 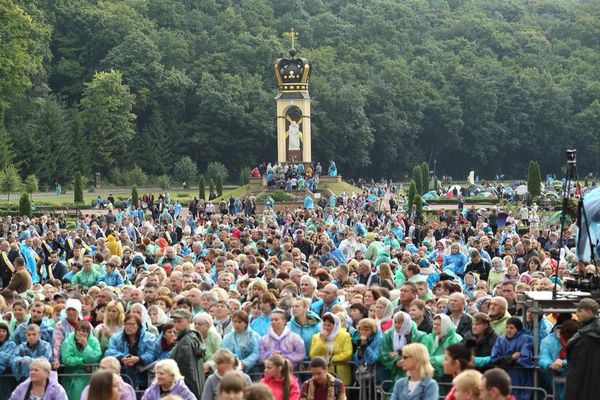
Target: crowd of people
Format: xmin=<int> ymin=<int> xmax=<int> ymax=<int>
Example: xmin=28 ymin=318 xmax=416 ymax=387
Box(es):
xmin=0 ymin=177 xmax=598 ymax=400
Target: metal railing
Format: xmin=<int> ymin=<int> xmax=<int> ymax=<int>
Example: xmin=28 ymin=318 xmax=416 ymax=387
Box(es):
xmin=0 ymin=360 xmax=559 ymax=400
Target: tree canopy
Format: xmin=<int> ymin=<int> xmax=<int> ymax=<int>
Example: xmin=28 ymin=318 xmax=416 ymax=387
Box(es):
xmin=1 ymin=0 xmax=599 ymax=183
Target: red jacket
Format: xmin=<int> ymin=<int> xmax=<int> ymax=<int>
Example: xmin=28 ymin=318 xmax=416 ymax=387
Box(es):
xmin=260 ymin=373 xmax=300 ymax=400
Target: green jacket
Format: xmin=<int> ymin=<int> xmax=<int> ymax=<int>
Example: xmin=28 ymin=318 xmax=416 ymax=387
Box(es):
xmin=491 ymin=311 xmax=511 ymax=336
xmin=60 ymin=332 xmax=102 ymax=400
xmin=365 ymin=240 xmax=383 ymax=263
xmin=72 ymin=269 xmax=101 ymax=288
xmin=204 ymin=327 xmax=223 ymax=370
xmin=422 ymin=326 xmax=462 ymax=378
xmin=379 ymin=321 xmax=426 ymax=381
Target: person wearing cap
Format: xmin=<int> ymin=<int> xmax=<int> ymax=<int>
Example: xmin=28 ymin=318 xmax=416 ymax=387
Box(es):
xmin=170 ymin=308 xmax=205 ymax=400
xmin=51 ymin=298 xmax=81 ymax=369
xmin=566 ymin=298 xmax=600 ymax=400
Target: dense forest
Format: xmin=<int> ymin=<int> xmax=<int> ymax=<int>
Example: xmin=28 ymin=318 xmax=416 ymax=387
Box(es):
xmin=1 ymin=0 xmax=599 ymax=184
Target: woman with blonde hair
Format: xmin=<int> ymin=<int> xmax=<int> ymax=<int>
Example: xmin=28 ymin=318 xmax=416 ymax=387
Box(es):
xmin=390 ymin=343 xmax=438 ymax=400
xmin=247 ymin=279 xmax=268 ymax=301
xmin=451 ymin=370 xmax=482 ymax=400
xmin=95 ymin=300 xmax=125 ymax=352
xmin=9 ymin=358 xmax=68 ymax=400
xmin=141 ymin=359 xmax=196 ymax=400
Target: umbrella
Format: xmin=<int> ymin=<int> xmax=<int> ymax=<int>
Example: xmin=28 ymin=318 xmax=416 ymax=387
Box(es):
xmin=446 ymin=185 xmax=462 ymax=198
xmin=515 ymin=185 xmax=528 ymax=195
xmin=423 ymin=191 xmax=436 ymax=200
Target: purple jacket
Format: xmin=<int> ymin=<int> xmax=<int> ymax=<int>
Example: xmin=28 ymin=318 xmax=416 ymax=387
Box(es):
xmin=80 ymin=377 xmax=136 ymax=400
xmin=259 ymin=326 xmax=306 ymax=368
xmin=9 ymin=371 xmax=67 ymax=400
xmin=141 ymin=379 xmax=197 ymax=400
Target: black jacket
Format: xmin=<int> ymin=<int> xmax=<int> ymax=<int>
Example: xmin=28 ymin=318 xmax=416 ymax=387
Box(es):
xmin=450 ymin=313 xmax=473 ymax=338
xmin=463 ymin=327 xmax=498 ymax=358
xmin=171 ymin=329 xmax=206 ymax=400
xmin=50 ymin=262 xmax=67 ymax=281
xmin=566 ymin=317 xmax=600 ymax=400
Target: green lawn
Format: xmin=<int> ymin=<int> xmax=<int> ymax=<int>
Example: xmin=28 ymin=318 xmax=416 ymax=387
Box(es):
xmin=0 ymin=188 xmax=237 ymax=207
xmin=319 ymin=180 xmax=363 ymax=195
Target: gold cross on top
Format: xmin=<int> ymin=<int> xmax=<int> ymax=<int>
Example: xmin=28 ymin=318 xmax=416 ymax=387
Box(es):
xmin=284 ymin=28 xmax=299 ymax=48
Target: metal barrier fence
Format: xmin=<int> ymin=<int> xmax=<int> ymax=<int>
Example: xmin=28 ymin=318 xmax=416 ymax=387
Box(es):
xmin=0 ymin=361 xmax=557 ymax=400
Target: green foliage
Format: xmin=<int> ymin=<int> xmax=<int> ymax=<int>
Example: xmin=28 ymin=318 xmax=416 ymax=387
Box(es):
xmin=24 ymin=175 xmax=38 ymax=198
xmin=239 ymin=168 xmax=248 ymax=186
xmin=257 ymin=190 xmax=294 ymax=203
xmin=173 ymin=156 xmax=198 ymax=184
xmin=0 ymin=0 xmax=49 ymax=112
xmin=420 ymin=162 xmax=429 ymax=193
xmin=131 ymin=184 xmax=139 ymax=207
xmin=215 ymin=175 xmax=223 ymax=197
xmin=407 ymin=180 xmax=416 ymax=210
xmin=206 ymin=162 xmax=228 ymax=185
xmin=18 ymin=192 xmax=31 ymax=216
xmin=414 ymin=194 xmax=423 ymax=215
xmin=412 ymin=167 xmax=423 ymax=195
xmin=79 ymin=71 xmax=136 ymax=174
xmin=157 ymin=174 xmax=171 ymax=190
xmin=73 ymin=172 xmax=84 ymax=204
xmin=208 ymin=178 xmax=215 ymax=196
xmin=124 ymin=165 xmax=147 ymax=186
xmin=0 ymin=165 xmax=21 ymax=205
xmin=198 ymin=175 xmax=206 ymax=201
xmin=1 ymin=0 xmax=600 ymax=179
xmin=527 ymin=160 xmax=542 ymax=199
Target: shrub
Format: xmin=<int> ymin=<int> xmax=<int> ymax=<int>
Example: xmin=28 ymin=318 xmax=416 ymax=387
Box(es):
xmin=19 ymin=193 xmax=31 ymax=217
xmin=240 ymin=168 xmax=248 ymax=186
xmin=198 ymin=175 xmax=206 ymax=201
xmin=131 ymin=184 xmax=139 ymax=207
xmin=216 ymin=175 xmax=223 ymax=197
xmin=0 ymin=165 xmax=22 ymax=206
xmin=73 ymin=172 xmax=84 ymax=204
xmin=412 ymin=166 xmax=422 ymax=195
xmin=157 ymin=174 xmax=171 ymax=190
xmin=208 ymin=178 xmax=215 ymax=196
xmin=206 ymin=161 xmax=228 ymax=184
xmin=125 ymin=165 xmax=147 ymax=186
xmin=414 ymin=194 xmax=423 ymax=214
xmin=24 ymin=175 xmax=39 ymax=199
xmin=173 ymin=156 xmax=198 ymax=184
xmin=257 ymin=190 xmax=294 ymax=202
xmin=407 ymin=180 xmax=416 ymax=210
xmin=527 ymin=160 xmax=542 ymax=199
xmin=420 ymin=162 xmax=429 ymax=193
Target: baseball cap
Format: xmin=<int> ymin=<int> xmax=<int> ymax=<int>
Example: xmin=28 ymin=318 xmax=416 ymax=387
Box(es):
xmin=171 ymin=309 xmax=193 ymax=320
xmin=53 ymin=293 xmax=67 ymax=301
xmin=575 ymin=298 xmax=599 ymax=314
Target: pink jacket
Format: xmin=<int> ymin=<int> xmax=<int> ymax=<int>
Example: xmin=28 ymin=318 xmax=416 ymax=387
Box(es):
xmin=260 ymin=373 xmax=300 ymax=400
